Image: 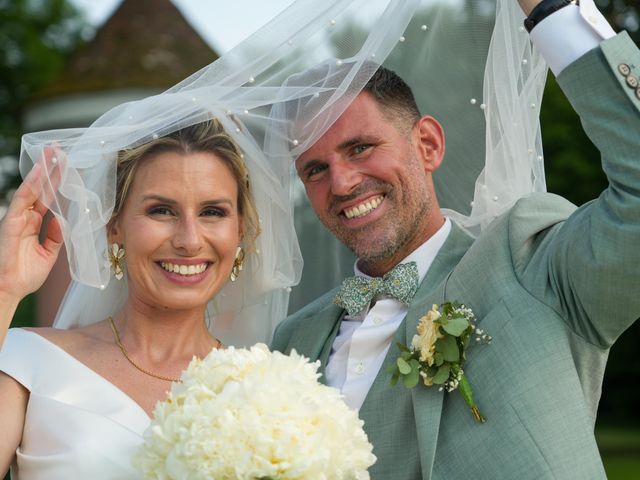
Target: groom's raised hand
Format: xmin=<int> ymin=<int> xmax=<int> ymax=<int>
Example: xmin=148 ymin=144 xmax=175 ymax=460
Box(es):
xmin=518 ymin=0 xmax=545 ymax=16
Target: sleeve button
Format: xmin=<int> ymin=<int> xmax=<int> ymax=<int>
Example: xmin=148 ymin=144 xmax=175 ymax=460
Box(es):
xmin=618 ymin=63 xmax=631 ymax=76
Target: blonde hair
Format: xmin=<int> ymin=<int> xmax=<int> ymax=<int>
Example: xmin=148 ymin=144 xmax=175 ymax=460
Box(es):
xmin=109 ymin=119 xmax=260 ymax=251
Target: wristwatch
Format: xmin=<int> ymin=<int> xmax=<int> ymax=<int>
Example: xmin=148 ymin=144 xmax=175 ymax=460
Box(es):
xmin=524 ymin=0 xmax=579 ymax=33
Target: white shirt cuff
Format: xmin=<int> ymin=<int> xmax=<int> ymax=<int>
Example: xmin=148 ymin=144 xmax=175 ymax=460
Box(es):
xmin=529 ymin=0 xmax=616 ymax=75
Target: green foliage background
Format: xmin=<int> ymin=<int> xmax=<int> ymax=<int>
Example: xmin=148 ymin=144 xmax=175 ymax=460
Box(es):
xmin=0 ymin=0 xmax=89 ymax=194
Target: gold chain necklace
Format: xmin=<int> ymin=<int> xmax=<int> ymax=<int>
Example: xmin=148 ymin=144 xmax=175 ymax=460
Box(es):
xmin=108 ymin=317 xmax=187 ymax=383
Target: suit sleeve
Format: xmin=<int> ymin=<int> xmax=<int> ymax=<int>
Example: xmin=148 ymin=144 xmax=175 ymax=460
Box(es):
xmin=515 ymin=32 xmax=640 ymax=348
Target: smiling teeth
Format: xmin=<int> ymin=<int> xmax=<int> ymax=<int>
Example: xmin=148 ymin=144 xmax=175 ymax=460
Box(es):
xmin=344 ymin=196 xmax=383 ymax=219
xmin=160 ymin=262 xmax=208 ymax=276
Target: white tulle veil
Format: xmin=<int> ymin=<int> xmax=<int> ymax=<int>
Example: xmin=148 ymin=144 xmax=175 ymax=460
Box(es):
xmin=19 ymin=0 xmax=547 ymax=345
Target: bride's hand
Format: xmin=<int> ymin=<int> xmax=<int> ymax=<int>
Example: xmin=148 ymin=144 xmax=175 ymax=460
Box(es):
xmin=0 ymin=148 xmax=64 ymax=304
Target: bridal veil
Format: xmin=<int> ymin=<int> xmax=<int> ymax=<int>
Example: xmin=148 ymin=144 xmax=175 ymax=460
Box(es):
xmin=19 ymin=0 xmax=547 ymax=345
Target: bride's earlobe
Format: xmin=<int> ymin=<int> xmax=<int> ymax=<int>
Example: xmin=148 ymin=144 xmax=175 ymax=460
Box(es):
xmin=106 ymin=218 xmax=122 ymax=245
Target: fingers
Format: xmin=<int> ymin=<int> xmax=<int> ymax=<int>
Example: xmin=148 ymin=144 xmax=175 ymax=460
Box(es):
xmin=5 ymin=162 xmax=42 ymax=219
xmin=36 ymin=145 xmax=65 ymax=209
xmin=30 ymin=199 xmax=48 ymax=218
xmin=41 ymin=216 xmax=64 ymax=258
xmin=6 ymin=146 xmax=64 ymax=219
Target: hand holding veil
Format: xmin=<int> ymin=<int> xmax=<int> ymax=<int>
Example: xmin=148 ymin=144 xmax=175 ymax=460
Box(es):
xmin=18 ymin=0 xmax=547 ymax=345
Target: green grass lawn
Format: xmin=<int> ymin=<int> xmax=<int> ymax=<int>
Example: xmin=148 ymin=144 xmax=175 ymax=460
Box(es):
xmin=602 ymin=457 xmax=640 ymax=479
xmin=597 ymin=426 xmax=640 ymax=480
xmin=2 ymin=425 xmax=638 ymax=479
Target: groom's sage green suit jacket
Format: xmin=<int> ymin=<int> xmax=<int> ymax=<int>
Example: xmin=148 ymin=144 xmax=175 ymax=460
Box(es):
xmin=272 ymin=33 xmax=640 ymax=479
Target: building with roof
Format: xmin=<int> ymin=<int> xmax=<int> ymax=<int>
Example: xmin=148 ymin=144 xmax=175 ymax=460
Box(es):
xmin=24 ymin=0 xmax=217 ymax=131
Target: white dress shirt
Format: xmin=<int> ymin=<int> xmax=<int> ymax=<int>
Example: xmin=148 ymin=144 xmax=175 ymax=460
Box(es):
xmin=530 ymin=0 xmax=615 ymax=75
xmin=325 ymin=219 xmax=451 ymax=410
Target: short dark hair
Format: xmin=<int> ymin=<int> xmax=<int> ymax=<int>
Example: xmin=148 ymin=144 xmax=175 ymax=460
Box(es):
xmin=362 ymin=66 xmax=421 ymax=134
xmin=281 ymin=60 xmax=421 ymax=144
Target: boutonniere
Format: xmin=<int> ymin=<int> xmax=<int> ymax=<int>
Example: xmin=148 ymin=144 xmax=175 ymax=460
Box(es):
xmin=389 ymin=302 xmax=491 ymax=423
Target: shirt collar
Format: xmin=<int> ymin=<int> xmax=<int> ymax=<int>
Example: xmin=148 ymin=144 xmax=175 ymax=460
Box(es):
xmin=353 ymin=217 xmax=452 ymax=283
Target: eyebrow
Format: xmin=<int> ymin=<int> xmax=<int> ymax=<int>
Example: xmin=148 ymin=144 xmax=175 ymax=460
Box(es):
xmin=337 ymin=137 xmax=367 ymax=150
xmin=297 ymin=158 xmax=322 ymax=175
xmin=297 ymin=136 xmax=375 ymax=173
xmin=140 ymin=194 xmax=233 ymax=206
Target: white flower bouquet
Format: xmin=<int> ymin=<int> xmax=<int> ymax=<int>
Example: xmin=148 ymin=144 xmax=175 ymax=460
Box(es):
xmin=135 ymin=344 xmax=376 ymax=479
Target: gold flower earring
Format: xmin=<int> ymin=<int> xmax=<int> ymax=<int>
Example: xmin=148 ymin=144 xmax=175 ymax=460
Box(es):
xmin=108 ymin=243 xmax=126 ymax=280
xmin=230 ymin=246 xmax=245 ymax=282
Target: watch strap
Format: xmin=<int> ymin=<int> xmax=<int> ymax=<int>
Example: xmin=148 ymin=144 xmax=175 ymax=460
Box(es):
xmin=524 ymin=0 xmax=579 ymax=33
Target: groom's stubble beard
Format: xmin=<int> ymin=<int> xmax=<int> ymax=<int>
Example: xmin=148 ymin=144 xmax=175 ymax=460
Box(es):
xmin=316 ymin=151 xmax=432 ymax=271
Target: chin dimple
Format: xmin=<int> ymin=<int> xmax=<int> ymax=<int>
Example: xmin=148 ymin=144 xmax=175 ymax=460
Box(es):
xmin=160 ymin=262 xmax=208 ymax=276
xmin=343 ymin=195 xmax=383 ymax=219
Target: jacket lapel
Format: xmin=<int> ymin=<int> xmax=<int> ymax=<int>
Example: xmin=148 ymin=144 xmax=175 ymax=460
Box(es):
xmin=405 ymin=222 xmax=474 ymax=478
xmin=286 ymin=301 xmax=343 ymax=383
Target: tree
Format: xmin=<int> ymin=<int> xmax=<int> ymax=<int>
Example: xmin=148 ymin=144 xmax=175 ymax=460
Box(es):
xmin=0 ymin=0 xmax=90 ymax=198
xmin=598 ymin=0 xmax=639 ymax=44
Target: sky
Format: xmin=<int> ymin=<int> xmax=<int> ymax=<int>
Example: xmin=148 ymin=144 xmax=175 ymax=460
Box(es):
xmin=69 ymin=0 xmax=296 ymax=53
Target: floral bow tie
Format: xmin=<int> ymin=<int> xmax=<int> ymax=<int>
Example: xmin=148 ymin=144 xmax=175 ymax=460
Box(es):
xmin=334 ymin=262 xmax=420 ymax=316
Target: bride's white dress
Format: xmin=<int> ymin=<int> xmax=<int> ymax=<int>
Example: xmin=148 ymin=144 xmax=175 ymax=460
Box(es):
xmin=0 ymin=329 xmax=149 ymax=479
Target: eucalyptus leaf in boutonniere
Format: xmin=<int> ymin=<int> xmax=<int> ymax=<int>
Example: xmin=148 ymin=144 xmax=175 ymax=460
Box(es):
xmin=389 ymin=302 xmax=491 ymax=423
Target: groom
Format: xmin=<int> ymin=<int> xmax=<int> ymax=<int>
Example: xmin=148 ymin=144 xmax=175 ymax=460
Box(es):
xmin=272 ymin=0 xmax=640 ymax=478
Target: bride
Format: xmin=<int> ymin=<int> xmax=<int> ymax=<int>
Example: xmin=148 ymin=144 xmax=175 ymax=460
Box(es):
xmin=0 ymin=0 xmax=548 ymax=477
xmin=0 ymin=119 xmax=291 ymax=478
